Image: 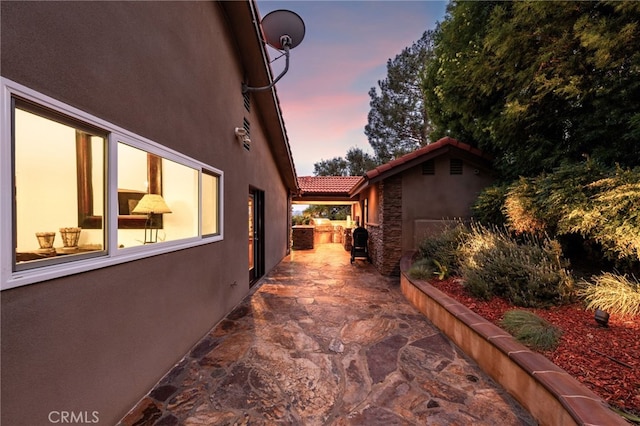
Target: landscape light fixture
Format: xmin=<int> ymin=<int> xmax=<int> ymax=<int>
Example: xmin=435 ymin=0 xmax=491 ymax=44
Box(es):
xmin=242 ymin=9 xmax=305 ymax=93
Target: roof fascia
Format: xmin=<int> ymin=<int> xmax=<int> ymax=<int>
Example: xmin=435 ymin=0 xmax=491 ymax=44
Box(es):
xmin=350 ymin=144 xmax=493 ymax=196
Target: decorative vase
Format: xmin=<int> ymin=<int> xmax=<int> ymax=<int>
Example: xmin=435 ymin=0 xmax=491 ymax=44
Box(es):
xmin=60 ymin=227 xmax=81 ymax=248
xmin=35 ymin=232 xmax=56 ymax=253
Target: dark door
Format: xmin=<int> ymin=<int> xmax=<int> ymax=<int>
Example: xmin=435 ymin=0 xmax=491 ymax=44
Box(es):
xmin=249 ymin=189 xmax=264 ymax=285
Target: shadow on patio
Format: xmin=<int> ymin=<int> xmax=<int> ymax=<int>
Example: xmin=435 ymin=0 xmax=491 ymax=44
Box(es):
xmin=119 ymin=243 xmax=535 ymax=425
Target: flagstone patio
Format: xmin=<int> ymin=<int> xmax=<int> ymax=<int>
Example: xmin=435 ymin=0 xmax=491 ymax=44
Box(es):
xmin=119 ymin=243 xmax=535 ymax=425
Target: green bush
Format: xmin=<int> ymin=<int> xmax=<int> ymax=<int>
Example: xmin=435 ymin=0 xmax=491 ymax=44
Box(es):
xmin=472 ymin=184 xmax=509 ymax=226
xmin=417 ymin=223 xmax=468 ymax=277
xmin=528 ymin=161 xmax=607 ymax=236
xmin=499 ymin=162 xmax=639 ymax=272
xmin=457 ymin=223 xmax=574 ymax=307
xmin=559 ymin=166 xmax=640 ymax=266
xmin=500 ymin=310 xmax=562 ymax=351
xmin=408 ymin=258 xmax=436 ymax=281
xmin=291 ymin=215 xmax=311 ymax=226
xmin=578 ymin=272 xmax=640 ymax=317
xmin=504 ymin=177 xmax=547 ymax=235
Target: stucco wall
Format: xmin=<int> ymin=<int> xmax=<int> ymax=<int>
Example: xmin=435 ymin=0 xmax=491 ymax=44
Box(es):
xmin=358 ymin=154 xmax=494 ymax=276
xmin=402 ymin=155 xmax=494 ymax=251
xmin=1 ymin=2 xmax=291 ymax=425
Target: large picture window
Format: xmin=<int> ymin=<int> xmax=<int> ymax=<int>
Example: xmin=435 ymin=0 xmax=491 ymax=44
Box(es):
xmin=116 ymin=143 xmax=200 ymax=247
xmin=13 ymin=100 xmax=107 ymax=269
xmin=2 ymin=79 xmax=223 ymax=289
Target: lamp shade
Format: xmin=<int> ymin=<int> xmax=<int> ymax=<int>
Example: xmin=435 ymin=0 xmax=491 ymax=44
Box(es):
xmin=132 ymin=194 xmax=172 ymax=214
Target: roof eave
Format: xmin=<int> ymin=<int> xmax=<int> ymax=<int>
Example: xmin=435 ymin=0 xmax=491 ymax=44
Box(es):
xmin=220 ymin=0 xmax=299 ymax=192
xmin=349 ymin=138 xmax=494 ymax=196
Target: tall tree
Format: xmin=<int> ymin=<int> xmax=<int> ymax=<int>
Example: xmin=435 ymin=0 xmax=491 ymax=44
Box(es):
xmin=425 ymin=1 xmax=640 ymax=179
xmin=345 ymin=147 xmax=377 ymax=176
xmin=313 ymin=147 xmax=377 ymax=176
xmin=313 ymin=156 xmax=348 ymax=176
xmin=365 ymin=31 xmax=435 ymax=164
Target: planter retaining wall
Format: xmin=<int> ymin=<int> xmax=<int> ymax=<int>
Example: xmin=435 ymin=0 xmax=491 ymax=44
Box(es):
xmin=400 ymin=253 xmax=626 ymax=426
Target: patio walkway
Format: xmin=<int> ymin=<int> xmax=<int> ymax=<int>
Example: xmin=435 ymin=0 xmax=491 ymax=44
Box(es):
xmin=120 ymin=244 xmax=535 ymax=425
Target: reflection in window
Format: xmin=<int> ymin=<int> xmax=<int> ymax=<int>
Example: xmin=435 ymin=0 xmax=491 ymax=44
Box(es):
xmin=13 ymin=102 xmax=106 ymax=268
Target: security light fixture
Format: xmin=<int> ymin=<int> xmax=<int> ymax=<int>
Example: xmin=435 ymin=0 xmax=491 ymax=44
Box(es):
xmin=242 ymin=9 xmax=305 ymax=93
xmin=234 ymin=127 xmax=251 ymax=147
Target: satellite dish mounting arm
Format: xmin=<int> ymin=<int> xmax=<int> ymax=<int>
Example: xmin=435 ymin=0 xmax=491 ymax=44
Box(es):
xmin=242 ymin=36 xmax=292 ymax=93
xmin=242 ymin=9 xmax=304 ymax=93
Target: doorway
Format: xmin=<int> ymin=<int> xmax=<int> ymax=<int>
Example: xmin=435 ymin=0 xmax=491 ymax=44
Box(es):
xmin=248 ymin=189 xmax=264 ymax=286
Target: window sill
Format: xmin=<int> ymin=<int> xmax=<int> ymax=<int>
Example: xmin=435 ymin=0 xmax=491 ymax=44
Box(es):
xmin=2 ymin=235 xmax=222 ymax=291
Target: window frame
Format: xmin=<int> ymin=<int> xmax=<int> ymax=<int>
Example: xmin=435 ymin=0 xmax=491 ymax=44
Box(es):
xmin=1 ymin=78 xmax=224 ymax=290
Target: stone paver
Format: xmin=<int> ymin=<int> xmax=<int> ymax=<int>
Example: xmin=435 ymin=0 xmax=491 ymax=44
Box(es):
xmin=120 ymin=244 xmax=535 ymax=425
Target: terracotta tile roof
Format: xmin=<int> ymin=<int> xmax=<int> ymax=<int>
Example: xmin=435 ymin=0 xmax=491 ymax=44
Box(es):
xmin=364 ymin=137 xmax=491 ymax=180
xmin=297 ymin=176 xmax=363 ymax=194
xmin=296 ymin=138 xmax=491 ymax=199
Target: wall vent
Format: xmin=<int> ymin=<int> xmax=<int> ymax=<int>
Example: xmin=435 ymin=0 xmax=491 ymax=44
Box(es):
xmin=450 ymin=158 xmax=463 ymax=175
xmin=243 ymin=91 xmax=250 ymax=112
xmin=421 ymin=159 xmax=435 ymax=175
xmin=243 ymin=118 xmax=251 ymax=151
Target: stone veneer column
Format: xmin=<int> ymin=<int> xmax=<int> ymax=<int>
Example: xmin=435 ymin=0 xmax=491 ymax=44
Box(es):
xmin=368 ymin=224 xmax=382 ymax=269
xmin=381 ymin=175 xmax=403 ymax=275
xmin=368 ymin=176 xmax=403 ymax=276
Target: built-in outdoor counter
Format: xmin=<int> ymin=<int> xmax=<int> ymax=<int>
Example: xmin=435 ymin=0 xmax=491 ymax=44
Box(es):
xmin=310 ymin=218 xmax=333 ymax=245
xmin=292 ymin=225 xmax=314 ymax=250
xmin=293 ymin=220 xmax=352 ymax=250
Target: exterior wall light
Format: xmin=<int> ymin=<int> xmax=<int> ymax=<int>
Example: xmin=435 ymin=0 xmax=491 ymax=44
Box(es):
xmin=234 ymin=127 xmax=251 ymax=147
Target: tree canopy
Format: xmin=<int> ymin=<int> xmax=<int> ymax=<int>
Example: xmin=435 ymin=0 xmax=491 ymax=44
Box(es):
xmin=424 ymin=1 xmax=640 ymax=179
xmin=313 ymin=147 xmax=377 ymax=177
xmin=313 ymin=1 xmax=639 ymax=180
xmin=313 ymin=30 xmax=435 ymax=176
xmin=365 ymin=30 xmax=435 ymax=164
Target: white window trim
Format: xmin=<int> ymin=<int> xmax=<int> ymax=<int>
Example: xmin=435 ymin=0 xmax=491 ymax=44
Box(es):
xmin=1 ymin=78 xmax=224 ymax=290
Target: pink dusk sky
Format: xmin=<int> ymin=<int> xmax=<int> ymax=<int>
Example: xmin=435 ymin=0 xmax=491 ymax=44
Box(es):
xmin=256 ymin=0 xmax=448 ymax=177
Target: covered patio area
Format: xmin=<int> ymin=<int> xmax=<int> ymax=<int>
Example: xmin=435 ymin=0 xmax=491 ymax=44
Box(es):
xmin=119 ymin=244 xmax=534 ymax=425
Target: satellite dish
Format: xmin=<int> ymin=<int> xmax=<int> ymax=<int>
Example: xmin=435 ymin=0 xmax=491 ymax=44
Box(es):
xmin=261 ymin=9 xmax=305 ymax=50
xmin=242 ymin=9 xmax=305 ymax=93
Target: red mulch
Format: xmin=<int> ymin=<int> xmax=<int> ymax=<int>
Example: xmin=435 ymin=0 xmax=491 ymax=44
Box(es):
xmin=430 ymin=277 xmax=640 ymax=417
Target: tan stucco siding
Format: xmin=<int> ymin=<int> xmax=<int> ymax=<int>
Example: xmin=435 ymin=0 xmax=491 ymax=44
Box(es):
xmin=1 ymin=2 xmax=292 ymax=425
xmin=402 ymin=156 xmax=494 ymax=251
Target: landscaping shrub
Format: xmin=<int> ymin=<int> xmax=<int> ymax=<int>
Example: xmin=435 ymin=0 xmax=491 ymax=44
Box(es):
xmin=417 ymin=223 xmax=468 ymax=277
xmin=408 ymin=258 xmax=436 ymax=281
xmin=472 ymin=183 xmax=509 ymax=226
xmin=504 ymin=177 xmax=547 ymax=235
xmin=578 ymin=272 xmax=640 ymax=317
xmin=500 ymin=310 xmax=562 ymax=351
xmin=457 ymin=223 xmax=574 ymax=307
xmin=500 ymin=162 xmax=639 ymax=273
xmin=559 ymin=166 xmax=640 ymax=268
xmin=292 ymin=215 xmax=311 ymax=225
xmin=528 ymin=161 xmax=608 ymax=236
